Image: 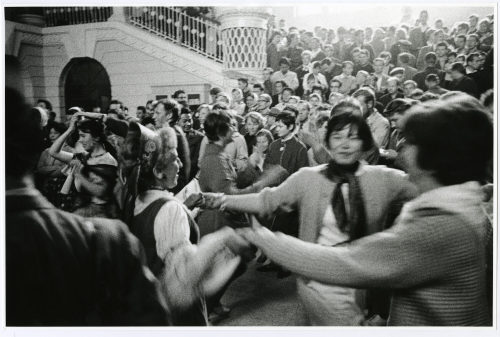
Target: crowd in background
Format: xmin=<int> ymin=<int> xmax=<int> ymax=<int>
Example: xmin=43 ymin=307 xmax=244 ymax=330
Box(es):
xmin=6 ymin=9 xmax=495 ymax=328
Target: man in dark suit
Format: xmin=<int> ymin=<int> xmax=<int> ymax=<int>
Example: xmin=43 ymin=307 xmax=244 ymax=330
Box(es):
xmin=5 ymin=87 xmax=171 ymax=326
xmin=447 ymin=62 xmax=479 ymax=98
xmin=412 ymin=52 xmax=445 ymax=91
xmin=468 ymin=51 xmax=493 ymax=96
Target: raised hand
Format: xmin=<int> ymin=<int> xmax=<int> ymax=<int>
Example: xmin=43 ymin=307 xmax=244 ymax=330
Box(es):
xmin=298 ymin=129 xmax=318 ymax=148
xmin=68 ymin=114 xmax=80 ymax=131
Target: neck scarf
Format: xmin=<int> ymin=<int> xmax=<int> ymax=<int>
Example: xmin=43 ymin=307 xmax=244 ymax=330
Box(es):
xmin=325 ymin=160 xmax=367 ymax=241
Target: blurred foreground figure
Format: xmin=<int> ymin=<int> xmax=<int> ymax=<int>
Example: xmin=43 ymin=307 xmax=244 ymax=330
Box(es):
xmin=5 ymin=87 xmax=170 ymax=326
xmin=209 ymin=94 xmax=494 ymax=326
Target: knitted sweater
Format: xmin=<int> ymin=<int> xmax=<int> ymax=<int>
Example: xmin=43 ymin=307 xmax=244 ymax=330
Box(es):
xmin=256 ymin=164 xmax=417 ymax=243
xmin=252 ymin=181 xmax=491 ymax=326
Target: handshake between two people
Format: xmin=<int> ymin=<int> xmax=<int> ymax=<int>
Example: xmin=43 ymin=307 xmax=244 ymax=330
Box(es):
xmin=183 ymin=164 xmax=289 ymax=210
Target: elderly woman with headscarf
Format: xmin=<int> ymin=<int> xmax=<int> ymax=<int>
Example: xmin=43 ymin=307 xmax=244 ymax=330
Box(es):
xmin=124 ymin=122 xmax=253 ymax=326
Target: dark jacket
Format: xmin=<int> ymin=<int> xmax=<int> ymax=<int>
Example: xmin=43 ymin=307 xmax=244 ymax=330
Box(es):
xmin=379 ymin=92 xmax=405 ymax=111
xmin=412 ymin=66 xmax=445 ymax=91
xmin=185 ymin=129 xmax=204 ymax=180
xmin=354 ymin=63 xmax=375 ymax=75
xmin=469 ymin=69 xmax=493 ymax=96
xmin=6 ymin=190 xmax=170 ymax=326
xmin=265 ymin=135 xmax=309 ymax=175
xmin=447 ymin=75 xmax=480 ymax=98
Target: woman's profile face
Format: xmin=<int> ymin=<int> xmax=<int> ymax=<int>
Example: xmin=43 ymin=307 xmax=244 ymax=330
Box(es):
xmin=164 ymin=154 xmax=182 ymax=189
xmin=327 ymin=124 xmax=364 ymax=165
xmin=78 ymin=131 xmax=97 ymax=152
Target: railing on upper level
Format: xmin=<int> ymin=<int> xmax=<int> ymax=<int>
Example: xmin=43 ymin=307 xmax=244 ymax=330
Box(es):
xmin=44 ymin=7 xmax=113 ymax=27
xmin=127 ymin=7 xmax=223 ymax=63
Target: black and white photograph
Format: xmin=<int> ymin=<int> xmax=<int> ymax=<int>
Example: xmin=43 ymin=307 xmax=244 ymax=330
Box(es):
xmin=1 ymin=2 xmax=497 ymax=336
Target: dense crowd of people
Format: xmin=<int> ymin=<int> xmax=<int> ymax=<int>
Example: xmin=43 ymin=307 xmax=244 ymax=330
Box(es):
xmin=6 ymin=9 xmax=494 ymax=327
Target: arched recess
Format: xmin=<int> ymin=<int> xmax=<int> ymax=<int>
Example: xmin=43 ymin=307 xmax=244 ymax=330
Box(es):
xmin=59 ymin=57 xmax=111 ymax=115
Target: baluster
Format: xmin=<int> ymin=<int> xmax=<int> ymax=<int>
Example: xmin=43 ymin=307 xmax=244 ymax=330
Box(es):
xmin=198 ymin=19 xmax=201 ymax=54
xmin=167 ymin=7 xmax=171 ymax=35
xmin=155 ymin=6 xmax=158 ymax=33
xmin=188 ymin=16 xmax=191 ymax=48
xmin=183 ymin=11 xmax=187 ymax=44
xmin=45 ymin=8 xmax=50 ymax=27
xmin=66 ymin=7 xmax=71 ymax=25
xmin=218 ymin=28 xmax=222 ymax=61
xmin=178 ymin=11 xmax=182 ymax=44
xmin=169 ymin=8 xmax=173 ymax=39
xmin=160 ymin=7 xmax=164 ymax=35
xmin=162 ymin=7 xmax=167 ymax=35
xmin=186 ymin=15 xmax=189 ymax=47
xmin=175 ymin=11 xmax=180 ymax=42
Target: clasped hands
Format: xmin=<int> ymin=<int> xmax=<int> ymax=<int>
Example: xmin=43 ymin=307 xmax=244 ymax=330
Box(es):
xmin=183 ymin=192 xmax=276 ymax=261
xmin=183 ymin=192 xmax=224 ymax=210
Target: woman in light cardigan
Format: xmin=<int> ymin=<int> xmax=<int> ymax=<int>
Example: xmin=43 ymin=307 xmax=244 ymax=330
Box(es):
xmin=202 ymin=111 xmax=418 ymax=325
xmin=237 ymin=95 xmax=493 ymax=326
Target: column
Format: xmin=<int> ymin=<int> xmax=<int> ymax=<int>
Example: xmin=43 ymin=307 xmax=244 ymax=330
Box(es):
xmin=216 ymin=7 xmax=272 ymax=79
